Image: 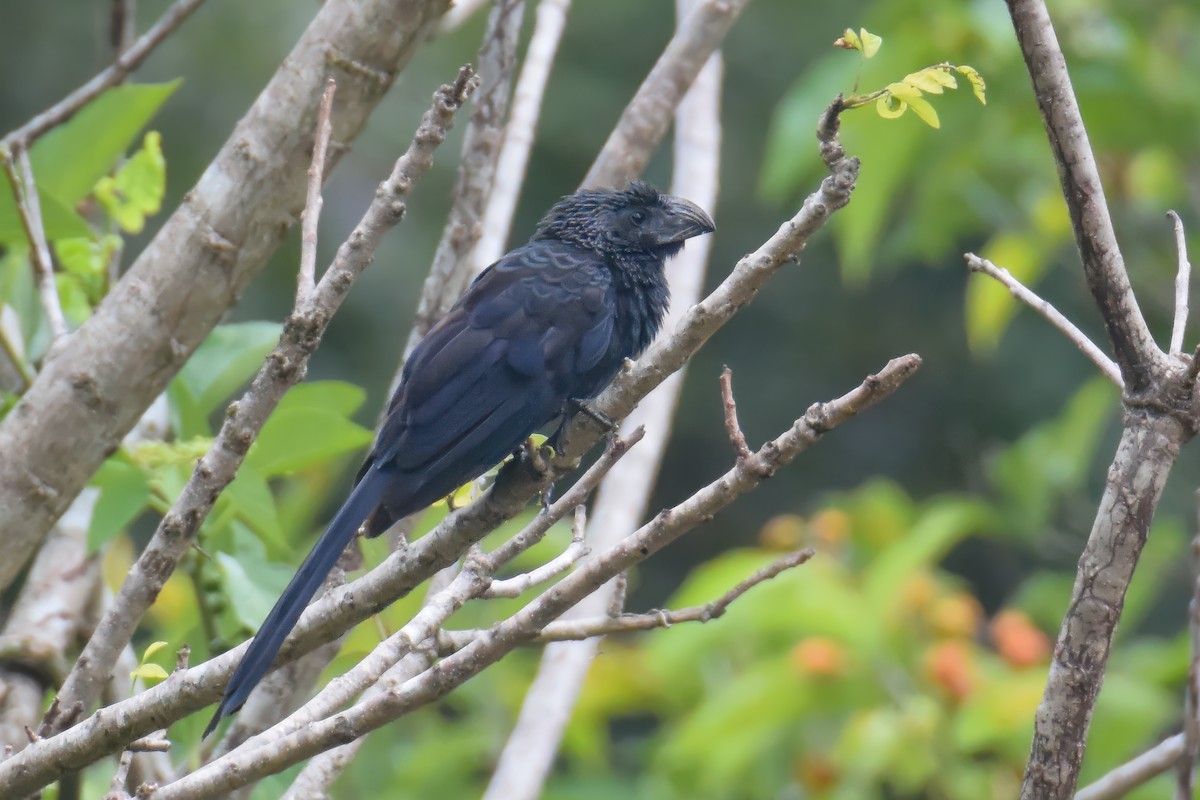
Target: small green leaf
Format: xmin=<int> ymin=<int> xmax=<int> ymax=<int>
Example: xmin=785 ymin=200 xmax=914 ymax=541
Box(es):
xmin=141 ymin=640 xmax=170 ymax=662
xmin=89 ymin=456 xmax=152 ymax=552
xmin=903 ymin=93 xmax=940 ymax=128
xmin=130 ymin=663 xmax=170 ymax=682
xmin=94 ymin=131 xmax=166 ymax=234
xmin=859 ymin=28 xmax=883 ymax=58
xmin=837 ymin=28 xmax=862 ymax=52
xmin=956 ymin=65 xmax=987 ymax=104
xmin=246 ymin=397 xmax=372 ymax=478
xmin=0 ymin=180 xmax=89 ymax=244
xmin=215 ymin=523 xmax=296 ymax=631
xmin=170 ymin=322 xmax=282 ymax=438
xmin=29 ymin=81 xmax=180 ymax=205
xmin=876 ymin=94 xmax=907 ymax=119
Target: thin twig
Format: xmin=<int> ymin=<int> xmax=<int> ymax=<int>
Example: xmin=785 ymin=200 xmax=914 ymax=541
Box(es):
xmin=474 ymin=0 xmax=573 ymax=268
xmin=1 ymin=147 xmax=68 ymax=341
xmin=1170 ymin=210 xmax=1192 ymax=356
xmin=1075 ymin=734 xmax=1185 ymax=800
xmin=965 ymin=253 xmax=1122 ymax=388
xmin=43 ymin=68 xmax=473 ymax=734
xmin=443 ymin=548 xmax=815 ymax=648
xmin=483 ymin=504 xmax=589 ymax=598
xmin=105 ymin=750 xmax=134 ymax=799
xmin=2 ymin=0 xmax=207 ymax=150
xmin=147 ymin=356 xmax=920 ymax=798
xmin=720 ymin=366 xmax=751 ymax=460
xmin=297 ymin=80 xmax=337 ymax=305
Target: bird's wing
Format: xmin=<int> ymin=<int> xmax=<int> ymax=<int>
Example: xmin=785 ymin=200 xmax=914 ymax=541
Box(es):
xmin=366 ymin=241 xmax=617 ymax=502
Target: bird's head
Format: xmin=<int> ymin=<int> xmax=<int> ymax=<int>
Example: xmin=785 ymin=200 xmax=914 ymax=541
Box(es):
xmin=533 ymin=181 xmax=715 ymax=261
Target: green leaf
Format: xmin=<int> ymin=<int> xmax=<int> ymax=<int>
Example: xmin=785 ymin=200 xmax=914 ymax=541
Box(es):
xmin=94 ymin=131 xmax=166 ymax=234
xmin=0 ymin=180 xmax=90 ymax=244
xmin=89 ymin=455 xmax=152 ymax=552
xmin=141 ymin=641 xmax=170 ymax=662
xmin=280 ymin=380 xmax=368 ymax=418
xmin=130 ymin=663 xmax=169 ymax=682
xmin=859 ymin=28 xmax=883 ymax=59
xmin=246 ymin=384 xmax=372 ymax=477
xmin=215 ymin=522 xmax=295 ymax=631
xmin=214 ymin=466 xmax=285 ymax=553
xmin=169 ymin=321 xmax=282 ymax=438
xmin=902 ymin=93 xmax=941 ymax=128
xmin=28 ymin=81 xmax=180 ymax=205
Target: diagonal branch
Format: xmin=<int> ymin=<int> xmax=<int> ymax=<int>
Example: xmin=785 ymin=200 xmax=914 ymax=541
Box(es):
xmin=1005 ymin=0 xmax=1166 ymax=392
xmin=965 ymin=253 xmax=1121 ymax=387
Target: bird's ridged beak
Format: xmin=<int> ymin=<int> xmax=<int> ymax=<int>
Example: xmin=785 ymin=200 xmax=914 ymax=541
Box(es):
xmin=655 ymin=196 xmax=716 ymax=245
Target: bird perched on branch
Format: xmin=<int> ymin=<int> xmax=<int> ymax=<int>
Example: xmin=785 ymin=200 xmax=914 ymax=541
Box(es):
xmin=204 ymin=181 xmax=714 ymax=737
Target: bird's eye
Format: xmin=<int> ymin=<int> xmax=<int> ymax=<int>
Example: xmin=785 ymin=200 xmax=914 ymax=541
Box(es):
xmin=629 ymin=209 xmax=648 ymax=225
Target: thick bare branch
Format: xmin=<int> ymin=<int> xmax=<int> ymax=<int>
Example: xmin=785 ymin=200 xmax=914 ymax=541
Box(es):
xmin=1 ymin=0 xmax=207 ymax=150
xmin=965 ymin=253 xmax=1122 ymax=387
xmin=0 ymin=0 xmax=453 ymax=594
xmin=46 ymin=69 xmax=472 ymax=732
xmin=1021 ymin=412 xmax=1186 ymax=799
xmin=1006 ymin=0 xmax=1166 ymax=391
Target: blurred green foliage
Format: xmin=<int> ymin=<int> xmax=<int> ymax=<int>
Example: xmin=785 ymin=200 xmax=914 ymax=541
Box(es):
xmin=3 ymin=0 xmax=1199 ymax=797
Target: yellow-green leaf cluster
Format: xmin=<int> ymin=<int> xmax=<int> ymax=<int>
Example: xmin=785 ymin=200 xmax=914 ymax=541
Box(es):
xmin=868 ymin=64 xmax=986 ymax=129
xmin=835 ymin=26 xmax=988 ymax=130
xmin=95 ymin=131 xmax=166 ymax=234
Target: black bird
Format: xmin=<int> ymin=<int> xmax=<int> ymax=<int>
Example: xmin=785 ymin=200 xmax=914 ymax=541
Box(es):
xmin=204 ymin=181 xmax=714 ymax=736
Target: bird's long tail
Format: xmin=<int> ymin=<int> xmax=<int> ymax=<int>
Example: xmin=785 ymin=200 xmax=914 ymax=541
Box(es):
xmin=203 ymin=472 xmax=386 ymax=737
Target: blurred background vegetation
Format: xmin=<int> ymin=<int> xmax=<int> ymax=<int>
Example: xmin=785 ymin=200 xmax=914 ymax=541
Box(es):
xmin=2 ymin=0 xmax=1199 ymax=797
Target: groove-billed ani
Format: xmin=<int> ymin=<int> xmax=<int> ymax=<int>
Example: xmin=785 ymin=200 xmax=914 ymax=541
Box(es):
xmin=204 ymin=181 xmax=714 ymax=736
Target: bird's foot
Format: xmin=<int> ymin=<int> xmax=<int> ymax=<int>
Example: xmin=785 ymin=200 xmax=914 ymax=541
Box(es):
xmin=568 ymin=399 xmax=617 ymax=434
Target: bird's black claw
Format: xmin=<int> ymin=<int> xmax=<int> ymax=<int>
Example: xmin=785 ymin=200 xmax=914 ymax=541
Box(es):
xmin=569 ymin=398 xmax=617 ymax=434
